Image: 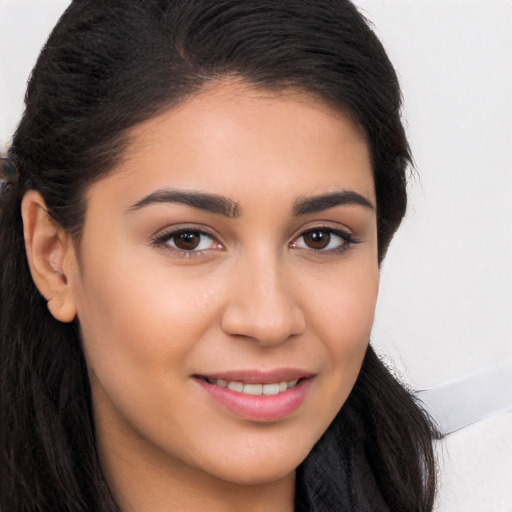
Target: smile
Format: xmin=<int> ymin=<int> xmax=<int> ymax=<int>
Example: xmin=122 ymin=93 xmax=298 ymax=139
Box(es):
xmin=202 ymin=377 xmax=299 ymax=395
xmin=195 ymin=372 xmax=314 ymax=421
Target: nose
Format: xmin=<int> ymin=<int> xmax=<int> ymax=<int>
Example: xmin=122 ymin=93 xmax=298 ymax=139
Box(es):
xmin=220 ymin=255 xmax=306 ymax=346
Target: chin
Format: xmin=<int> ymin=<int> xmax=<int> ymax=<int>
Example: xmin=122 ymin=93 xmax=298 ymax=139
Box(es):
xmin=215 ymin=464 xmax=297 ymax=487
xmin=196 ymin=440 xmax=311 ymax=487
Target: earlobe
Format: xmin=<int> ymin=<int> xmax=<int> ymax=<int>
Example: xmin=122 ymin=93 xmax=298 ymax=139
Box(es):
xmin=47 ymin=294 xmax=77 ymax=324
xmin=21 ymin=191 xmax=78 ymax=323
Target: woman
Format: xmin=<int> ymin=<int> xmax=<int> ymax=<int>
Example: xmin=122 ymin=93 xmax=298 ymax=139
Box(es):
xmin=0 ymin=1 xmax=438 ymax=510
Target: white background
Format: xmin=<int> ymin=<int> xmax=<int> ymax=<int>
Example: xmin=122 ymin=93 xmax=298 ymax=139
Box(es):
xmin=1 ymin=1 xmax=511 ymax=510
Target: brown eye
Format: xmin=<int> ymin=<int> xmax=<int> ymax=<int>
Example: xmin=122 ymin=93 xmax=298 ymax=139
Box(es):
xmin=293 ymin=227 xmax=354 ymax=254
xmin=302 ymin=229 xmax=331 ymax=250
xmin=172 ymin=231 xmax=202 ymax=251
xmin=153 ymin=229 xmax=219 ymax=253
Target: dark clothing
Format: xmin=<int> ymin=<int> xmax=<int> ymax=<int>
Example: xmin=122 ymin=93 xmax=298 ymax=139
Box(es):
xmin=294 ymin=416 xmax=390 ymax=512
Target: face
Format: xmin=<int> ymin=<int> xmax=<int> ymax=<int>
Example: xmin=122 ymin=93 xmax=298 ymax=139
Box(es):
xmin=67 ymin=81 xmax=379 ymax=488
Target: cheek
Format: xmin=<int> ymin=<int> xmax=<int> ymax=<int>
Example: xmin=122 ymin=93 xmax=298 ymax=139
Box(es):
xmin=73 ymin=259 xmax=225 ymax=453
xmin=74 ymin=255 xmax=221 ymax=387
xmin=309 ymin=256 xmax=378 ymax=337
xmin=305 ymin=259 xmax=379 ymax=399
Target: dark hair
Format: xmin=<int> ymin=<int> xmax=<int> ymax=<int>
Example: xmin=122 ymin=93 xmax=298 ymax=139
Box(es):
xmin=1 ymin=1 xmax=437 ymax=510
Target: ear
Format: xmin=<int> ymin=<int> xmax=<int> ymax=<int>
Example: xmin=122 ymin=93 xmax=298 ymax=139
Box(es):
xmin=21 ymin=191 xmax=78 ymax=323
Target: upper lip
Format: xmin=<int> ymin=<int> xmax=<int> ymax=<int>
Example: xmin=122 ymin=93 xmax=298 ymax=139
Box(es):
xmin=195 ymin=368 xmax=315 ymax=384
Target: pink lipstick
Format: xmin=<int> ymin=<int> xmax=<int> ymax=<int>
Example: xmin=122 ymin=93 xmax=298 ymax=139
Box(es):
xmin=194 ymin=369 xmax=314 ymax=421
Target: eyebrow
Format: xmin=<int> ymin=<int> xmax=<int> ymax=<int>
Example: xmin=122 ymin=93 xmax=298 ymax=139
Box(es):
xmin=292 ymin=190 xmax=374 ymax=216
xmin=127 ymin=188 xmax=373 ymax=218
xmin=127 ymin=189 xmax=241 ymax=218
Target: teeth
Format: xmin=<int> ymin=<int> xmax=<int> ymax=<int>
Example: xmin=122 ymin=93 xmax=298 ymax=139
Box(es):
xmin=243 ymin=383 xmax=263 ymax=395
xmin=262 ymin=383 xmax=280 ymax=395
xmin=209 ymin=378 xmax=300 ymax=395
xmin=227 ymin=381 xmax=243 ymax=392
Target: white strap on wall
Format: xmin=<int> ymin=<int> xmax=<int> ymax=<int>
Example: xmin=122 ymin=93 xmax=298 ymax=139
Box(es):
xmin=418 ymin=360 xmax=512 ymax=436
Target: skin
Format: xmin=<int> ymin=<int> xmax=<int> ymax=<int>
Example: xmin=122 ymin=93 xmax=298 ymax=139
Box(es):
xmin=23 ymin=81 xmax=379 ymax=511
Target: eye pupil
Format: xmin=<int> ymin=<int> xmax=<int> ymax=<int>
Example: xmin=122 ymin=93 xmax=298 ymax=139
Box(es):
xmin=304 ymin=229 xmax=330 ymax=249
xmin=174 ymin=231 xmax=201 ymax=250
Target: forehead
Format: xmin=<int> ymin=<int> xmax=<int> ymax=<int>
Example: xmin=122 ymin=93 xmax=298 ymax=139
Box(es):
xmin=88 ymin=79 xmax=374 ymax=209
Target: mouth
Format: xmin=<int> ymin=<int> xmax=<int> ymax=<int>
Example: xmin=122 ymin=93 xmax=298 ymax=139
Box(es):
xmin=194 ymin=371 xmax=315 ymax=421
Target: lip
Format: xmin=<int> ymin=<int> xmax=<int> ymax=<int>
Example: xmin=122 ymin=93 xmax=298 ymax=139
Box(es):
xmin=194 ymin=369 xmax=315 ymax=421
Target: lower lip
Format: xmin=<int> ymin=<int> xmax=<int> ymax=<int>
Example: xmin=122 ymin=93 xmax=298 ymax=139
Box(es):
xmin=196 ymin=378 xmax=313 ymax=421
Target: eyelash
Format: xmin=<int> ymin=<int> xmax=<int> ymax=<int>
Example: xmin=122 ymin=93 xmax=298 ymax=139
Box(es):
xmin=152 ymin=226 xmax=221 ymax=258
xmin=291 ymin=227 xmax=360 ymax=255
xmin=151 ymin=226 xmax=360 ymax=257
